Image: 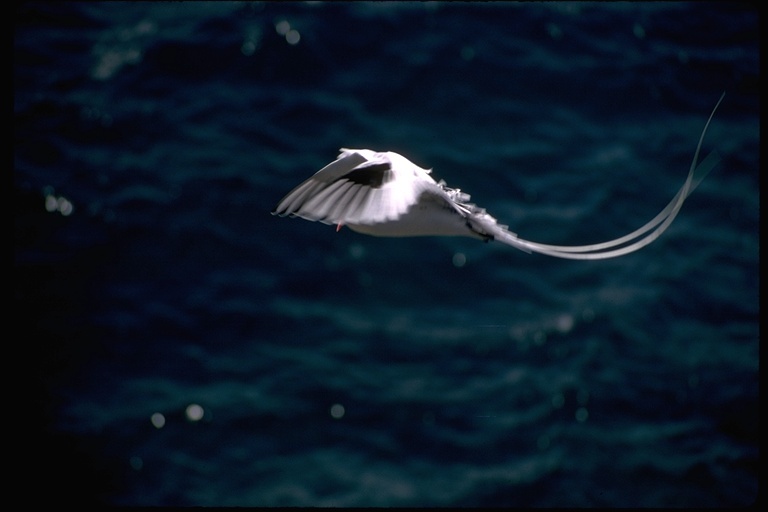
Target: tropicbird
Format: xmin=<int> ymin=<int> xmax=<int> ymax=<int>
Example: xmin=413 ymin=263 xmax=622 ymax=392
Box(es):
xmin=272 ymin=93 xmax=724 ymax=260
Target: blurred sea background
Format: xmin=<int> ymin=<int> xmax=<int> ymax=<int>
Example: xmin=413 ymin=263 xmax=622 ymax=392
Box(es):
xmin=14 ymin=1 xmax=759 ymax=507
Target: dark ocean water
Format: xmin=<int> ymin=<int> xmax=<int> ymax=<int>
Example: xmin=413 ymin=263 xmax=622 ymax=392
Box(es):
xmin=14 ymin=2 xmax=759 ymax=507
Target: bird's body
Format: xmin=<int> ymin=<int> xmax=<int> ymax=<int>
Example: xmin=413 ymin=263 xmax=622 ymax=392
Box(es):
xmin=272 ymin=93 xmax=724 ymax=260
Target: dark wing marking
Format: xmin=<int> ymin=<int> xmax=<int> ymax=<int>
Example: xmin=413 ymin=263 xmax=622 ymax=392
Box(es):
xmin=343 ymin=162 xmax=392 ymax=188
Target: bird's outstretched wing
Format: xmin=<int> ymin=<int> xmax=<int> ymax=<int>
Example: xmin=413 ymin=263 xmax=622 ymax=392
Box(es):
xmin=272 ymin=148 xmax=439 ymax=226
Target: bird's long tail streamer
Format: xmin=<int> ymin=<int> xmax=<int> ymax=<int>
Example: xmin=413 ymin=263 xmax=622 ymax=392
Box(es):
xmin=496 ymin=92 xmax=725 ymax=260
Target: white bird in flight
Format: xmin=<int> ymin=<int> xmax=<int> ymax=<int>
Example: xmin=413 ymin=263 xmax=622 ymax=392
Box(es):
xmin=272 ymin=93 xmax=724 ymax=259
